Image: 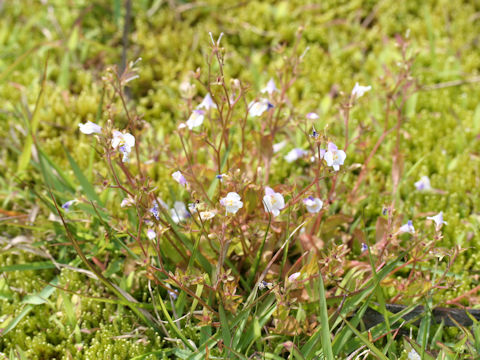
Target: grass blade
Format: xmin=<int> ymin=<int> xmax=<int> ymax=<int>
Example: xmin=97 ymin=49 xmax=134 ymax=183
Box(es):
xmin=219 ymin=304 xmax=232 ymax=356
xmin=64 ymin=147 xmax=103 ymax=206
xmin=341 ymin=316 xmax=389 ymax=360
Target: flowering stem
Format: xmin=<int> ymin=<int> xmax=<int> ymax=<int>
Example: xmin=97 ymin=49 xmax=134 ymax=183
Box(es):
xmin=106 ymin=152 xmax=135 ymax=198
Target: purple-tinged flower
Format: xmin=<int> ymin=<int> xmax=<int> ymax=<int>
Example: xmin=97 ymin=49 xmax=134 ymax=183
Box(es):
xmin=166 ymin=284 xmax=178 ymax=300
xmin=170 ymin=201 xmax=190 ymax=223
xmin=288 ymin=272 xmax=301 ymax=282
xmin=258 ymin=280 xmax=273 ymax=290
xmin=414 ymin=176 xmax=432 ymax=192
xmin=324 ymin=142 xmax=347 ymax=171
xmin=186 ymin=109 xmax=205 ymax=130
xmin=303 ymin=196 xmax=323 ymax=213
xmin=220 ymin=192 xmax=243 ymax=214
xmin=408 ymin=349 xmax=421 ymax=360
xmin=121 ymin=197 xmax=135 ymax=208
xmin=306 ymin=112 xmax=319 ymax=120
xmin=197 ymin=93 xmax=217 ymax=110
xmin=249 ymin=99 xmax=274 ymax=117
xmin=351 ymin=83 xmax=371 ymax=100
xmin=361 ymin=243 xmax=368 ymax=252
xmin=261 ymin=78 xmax=278 ymax=95
xmin=149 ymin=199 xmax=167 ymax=220
xmin=172 ymin=171 xmax=187 ymax=186
xmin=150 ymin=204 xmax=160 ymax=220
xmin=284 ymin=148 xmax=306 ymax=163
xmin=216 ymin=174 xmax=226 ymax=182
xmin=112 ymin=130 xmax=135 ymax=162
xmin=263 ymin=187 xmax=285 ymax=217
xmin=427 ymin=211 xmax=447 ymax=229
xmin=61 ymin=200 xmax=77 ymax=212
xmin=79 ymin=121 xmax=102 ymax=135
xmin=147 ymin=229 xmax=156 ymax=240
xmin=309 ymin=126 xmax=320 ymax=139
xmin=311 ymin=148 xmax=326 ymax=162
xmin=188 ymin=202 xmax=198 ymax=213
xmin=399 ymin=220 xmax=415 ymax=234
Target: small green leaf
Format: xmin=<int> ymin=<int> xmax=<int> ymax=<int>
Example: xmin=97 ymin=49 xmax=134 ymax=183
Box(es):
xmin=64 ymin=147 xmax=103 ymax=206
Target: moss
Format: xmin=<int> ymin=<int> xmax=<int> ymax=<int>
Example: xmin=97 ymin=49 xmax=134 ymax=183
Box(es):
xmin=0 ymin=266 xmax=163 ymax=359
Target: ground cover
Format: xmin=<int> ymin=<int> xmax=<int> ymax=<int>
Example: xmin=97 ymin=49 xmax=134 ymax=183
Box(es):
xmin=2 ymin=1 xmax=480 ymax=359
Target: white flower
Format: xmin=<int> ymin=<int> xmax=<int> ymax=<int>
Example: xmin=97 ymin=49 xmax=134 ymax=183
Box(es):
xmin=303 ymin=196 xmax=323 ymax=213
xmin=263 ymin=187 xmax=285 ymax=217
xmin=427 ymin=211 xmax=447 ymax=229
xmin=361 ymin=243 xmax=368 ymax=252
xmin=172 ymin=171 xmax=187 ymax=186
xmin=170 ymin=201 xmax=190 ymax=223
xmin=199 ymin=210 xmax=216 ymax=221
xmin=288 ymin=272 xmax=301 ymax=282
xmin=120 ymin=197 xmax=135 ymax=208
xmin=399 ymin=220 xmax=415 ymax=234
xmin=79 ymin=121 xmax=102 ymax=135
xmin=324 ymin=142 xmax=347 ymax=171
xmin=414 ymin=176 xmax=432 ymax=191
xmin=112 ymin=130 xmax=135 ymax=162
xmin=407 ymin=349 xmax=421 ymax=360
xmin=273 ymin=141 xmax=287 ymax=154
xmin=197 ymin=93 xmax=217 ymax=110
xmin=186 ymin=110 xmax=205 ymax=129
xmin=284 ymin=148 xmax=307 ymax=163
xmin=147 ymin=229 xmax=156 ymax=240
xmin=220 ymin=192 xmax=243 ymax=214
xmin=306 ymin=112 xmax=319 ymax=120
xmin=351 ymin=83 xmax=371 ymax=100
xmin=249 ymin=99 xmax=274 ymax=117
xmin=179 ymin=80 xmax=196 ymax=98
xmin=261 ymin=78 xmax=277 ymax=95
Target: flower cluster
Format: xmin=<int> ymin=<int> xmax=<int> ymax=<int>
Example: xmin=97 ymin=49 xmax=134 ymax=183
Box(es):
xmin=79 ymin=121 xmax=136 ymax=163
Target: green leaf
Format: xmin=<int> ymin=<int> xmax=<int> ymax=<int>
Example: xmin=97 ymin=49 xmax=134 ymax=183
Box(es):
xmin=0 ymin=261 xmax=56 ymax=272
xmin=64 ymin=147 xmax=103 ymax=206
xmin=18 ymin=56 xmax=48 ymax=174
xmin=318 ymin=274 xmax=334 ymax=360
xmin=2 ymin=279 xmax=58 ymax=335
xmin=219 ymin=304 xmax=232 ymax=356
xmin=341 ymin=316 xmax=389 ymax=360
